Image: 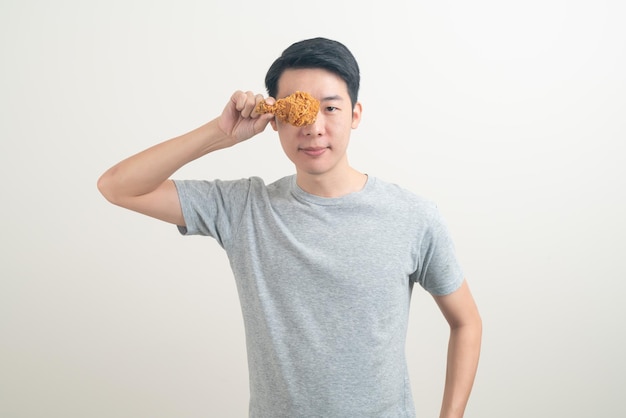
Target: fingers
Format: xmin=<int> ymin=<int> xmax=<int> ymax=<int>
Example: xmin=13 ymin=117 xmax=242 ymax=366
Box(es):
xmin=221 ymin=91 xmax=276 ymax=141
xmin=231 ymin=90 xmax=274 ymax=119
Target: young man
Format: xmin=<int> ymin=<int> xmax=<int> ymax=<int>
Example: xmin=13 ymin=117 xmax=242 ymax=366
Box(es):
xmin=98 ymin=37 xmax=482 ymax=418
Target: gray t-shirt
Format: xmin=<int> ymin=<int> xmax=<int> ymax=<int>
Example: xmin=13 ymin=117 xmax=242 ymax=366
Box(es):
xmin=174 ymin=175 xmax=464 ymax=418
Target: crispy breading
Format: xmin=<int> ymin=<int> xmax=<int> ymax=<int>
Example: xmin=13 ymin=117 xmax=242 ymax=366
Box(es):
xmin=255 ymin=91 xmax=320 ymax=127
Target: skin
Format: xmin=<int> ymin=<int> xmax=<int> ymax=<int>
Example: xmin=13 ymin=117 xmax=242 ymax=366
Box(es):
xmin=97 ymin=67 xmax=481 ymax=418
xmin=434 ymin=280 xmax=482 ymax=418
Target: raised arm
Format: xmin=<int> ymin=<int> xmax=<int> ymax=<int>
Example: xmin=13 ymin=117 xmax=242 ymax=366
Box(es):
xmin=97 ymin=91 xmax=275 ymax=225
xmin=433 ymin=279 xmax=482 ymax=418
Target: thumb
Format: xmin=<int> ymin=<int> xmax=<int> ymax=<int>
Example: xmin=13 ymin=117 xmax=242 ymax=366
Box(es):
xmin=254 ymin=112 xmax=275 ymax=133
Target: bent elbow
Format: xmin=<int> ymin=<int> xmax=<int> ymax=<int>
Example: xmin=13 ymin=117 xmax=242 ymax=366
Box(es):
xmin=97 ymin=171 xmax=121 ymax=205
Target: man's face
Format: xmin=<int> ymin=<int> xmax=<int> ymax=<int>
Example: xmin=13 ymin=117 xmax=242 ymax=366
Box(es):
xmin=271 ymin=68 xmax=362 ymax=180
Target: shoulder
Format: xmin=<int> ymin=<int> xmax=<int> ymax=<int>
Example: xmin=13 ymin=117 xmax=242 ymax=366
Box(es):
xmin=369 ymin=177 xmax=439 ymax=215
xmin=175 ymin=176 xmax=296 ymax=204
xmin=174 ymin=176 xmax=270 ymax=192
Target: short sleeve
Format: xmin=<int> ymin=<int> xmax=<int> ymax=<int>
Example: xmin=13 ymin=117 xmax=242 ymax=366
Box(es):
xmin=173 ymin=178 xmax=252 ymax=248
xmin=411 ymin=206 xmax=464 ymax=296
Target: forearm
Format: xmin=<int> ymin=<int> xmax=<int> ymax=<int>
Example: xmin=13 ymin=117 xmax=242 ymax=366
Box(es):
xmin=439 ymin=321 xmax=482 ymax=418
xmin=98 ymin=118 xmax=232 ymax=202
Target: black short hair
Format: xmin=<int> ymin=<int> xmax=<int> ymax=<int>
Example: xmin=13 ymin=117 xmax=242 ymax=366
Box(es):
xmin=264 ymin=37 xmax=360 ymax=108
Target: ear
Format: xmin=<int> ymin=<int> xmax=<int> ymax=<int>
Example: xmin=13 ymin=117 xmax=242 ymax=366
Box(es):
xmin=351 ymin=102 xmax=362 ymax=129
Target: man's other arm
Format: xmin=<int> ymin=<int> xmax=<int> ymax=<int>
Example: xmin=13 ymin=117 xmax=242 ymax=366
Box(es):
xmin=433 ymin=279 xmax=482 ymax=418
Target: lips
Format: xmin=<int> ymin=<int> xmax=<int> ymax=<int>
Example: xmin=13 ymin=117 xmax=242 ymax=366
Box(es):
xmin=300 ymin=146 xmax=328 ymax=157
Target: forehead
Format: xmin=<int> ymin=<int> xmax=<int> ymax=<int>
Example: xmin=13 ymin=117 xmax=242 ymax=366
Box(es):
xmin=276 ymin=68 xmax=348 ymax=100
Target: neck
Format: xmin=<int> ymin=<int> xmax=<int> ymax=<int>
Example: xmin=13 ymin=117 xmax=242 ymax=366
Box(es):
xmin=295 ymin=168 xmax=368 ymax=198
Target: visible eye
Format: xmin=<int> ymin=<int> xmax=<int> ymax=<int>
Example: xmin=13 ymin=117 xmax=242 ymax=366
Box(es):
xmin=325 ymin=106 xmax=338 ymax=112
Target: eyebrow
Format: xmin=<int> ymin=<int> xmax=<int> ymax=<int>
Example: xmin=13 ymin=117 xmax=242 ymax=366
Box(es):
xmin=320 ymin=95 xmax=344 ymax=102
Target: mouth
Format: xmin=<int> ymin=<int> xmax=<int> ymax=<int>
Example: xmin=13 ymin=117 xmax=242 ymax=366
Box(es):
xmin=299 ymin=146 xmax=329 ymax=157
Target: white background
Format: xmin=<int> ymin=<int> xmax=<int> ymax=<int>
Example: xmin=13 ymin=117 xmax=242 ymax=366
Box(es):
xmin=1 ymin=1 xmax=625 ymax=417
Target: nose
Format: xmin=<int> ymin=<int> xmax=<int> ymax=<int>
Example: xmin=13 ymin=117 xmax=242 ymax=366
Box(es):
xmin=303 ymin=114 xmax=323 ymax=136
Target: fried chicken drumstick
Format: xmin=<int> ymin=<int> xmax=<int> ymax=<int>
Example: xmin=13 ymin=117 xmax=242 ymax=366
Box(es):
xmin=255 ymin=91 xmax=320 ymax=127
